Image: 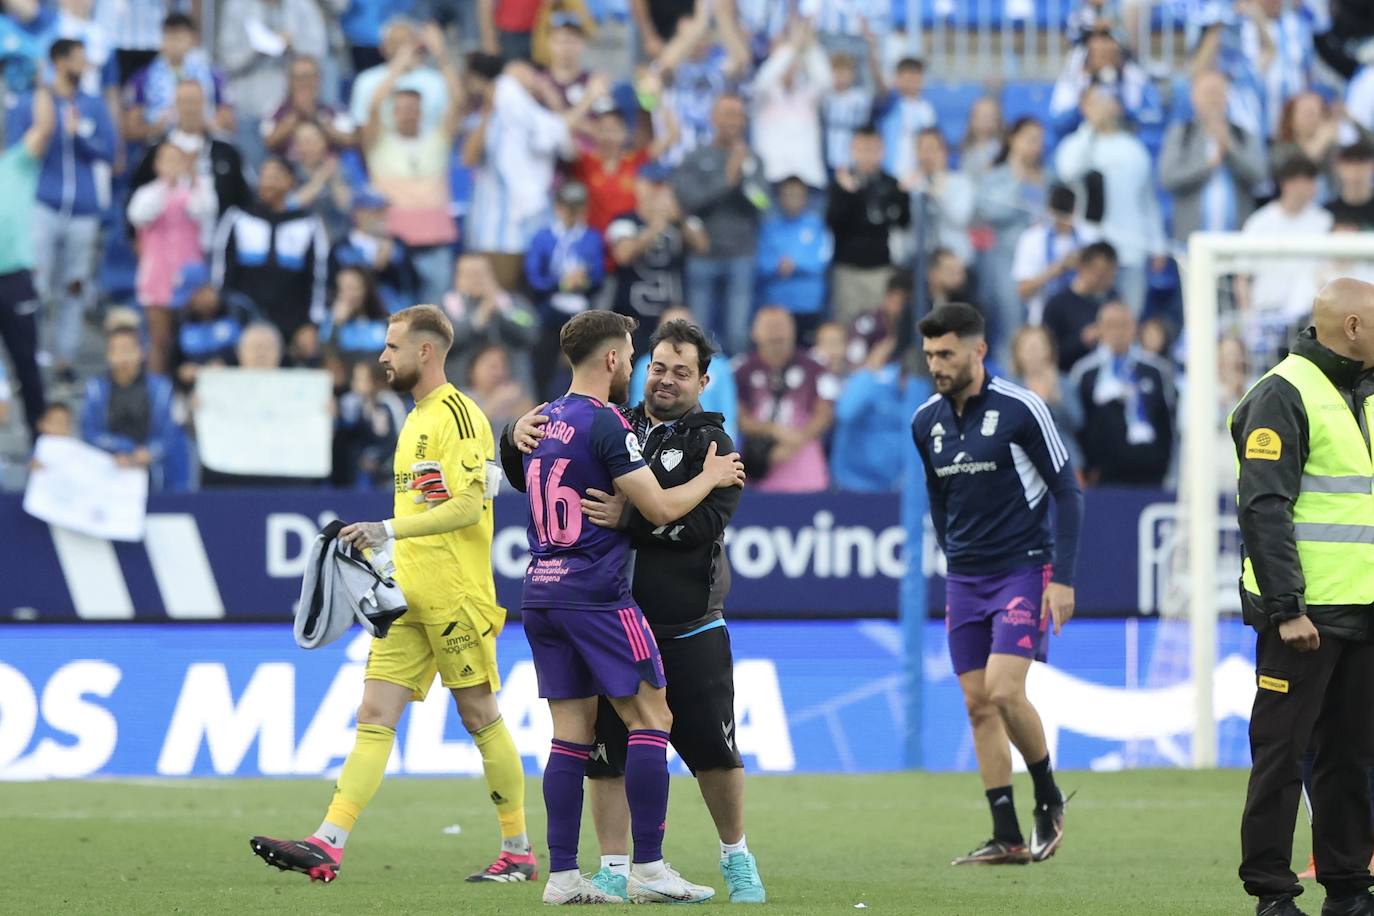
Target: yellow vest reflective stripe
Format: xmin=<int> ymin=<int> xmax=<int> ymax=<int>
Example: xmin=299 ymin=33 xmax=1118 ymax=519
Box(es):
xmin=1235 ymin=353 xmax=1374 ymax=605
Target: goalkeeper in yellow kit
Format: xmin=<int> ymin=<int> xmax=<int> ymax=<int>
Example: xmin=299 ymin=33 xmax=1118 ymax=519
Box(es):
xmin=250 ymin=305 xmax=535 ymax=885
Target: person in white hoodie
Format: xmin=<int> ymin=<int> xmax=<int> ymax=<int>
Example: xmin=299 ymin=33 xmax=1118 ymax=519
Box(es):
xmin=751 ymin=17 xmax=832 ymax=190
xmin=1053 ymin=85 xmax=1167 ymax=316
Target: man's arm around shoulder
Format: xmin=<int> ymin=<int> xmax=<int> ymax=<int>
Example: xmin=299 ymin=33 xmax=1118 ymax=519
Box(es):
xmin=626 ymin=427 xmax=742 ymax=547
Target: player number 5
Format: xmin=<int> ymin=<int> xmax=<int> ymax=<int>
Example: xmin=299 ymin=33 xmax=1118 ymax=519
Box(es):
xmin=525 ymin=457 xmax=583 ymax=547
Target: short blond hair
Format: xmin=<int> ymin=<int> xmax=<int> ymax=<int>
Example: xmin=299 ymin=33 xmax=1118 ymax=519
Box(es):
xmin=391 ymin=304 xmax=454 ymax=352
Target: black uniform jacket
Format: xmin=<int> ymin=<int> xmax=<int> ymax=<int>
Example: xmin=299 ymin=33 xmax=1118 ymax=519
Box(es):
xmin=1231 ymin=328 xmax=1374 ymax=640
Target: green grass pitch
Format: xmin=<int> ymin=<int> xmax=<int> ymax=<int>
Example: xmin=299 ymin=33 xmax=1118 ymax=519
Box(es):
xmin=4 ymin=769 xmax=1321 ymax=914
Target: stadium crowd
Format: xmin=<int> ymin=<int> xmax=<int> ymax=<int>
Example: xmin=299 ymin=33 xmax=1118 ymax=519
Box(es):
xmin=2 ymin=0 xmax=1374 ymax=492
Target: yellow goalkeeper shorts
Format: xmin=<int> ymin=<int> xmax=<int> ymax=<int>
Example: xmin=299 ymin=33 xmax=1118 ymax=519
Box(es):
xmin=364 ymin=602 xmax=507 ymax=701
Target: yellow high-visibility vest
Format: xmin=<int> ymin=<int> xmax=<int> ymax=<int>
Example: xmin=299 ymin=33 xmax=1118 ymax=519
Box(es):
xmin=1235 ymin=353 xmax=1374 ymax=606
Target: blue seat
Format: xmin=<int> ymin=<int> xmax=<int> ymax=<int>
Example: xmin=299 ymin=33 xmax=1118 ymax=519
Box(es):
xmin=98 ymin=231 xmax=138 ymax=309
xmin=923 ymin=81 xmax=988 ymax=149
xmin=1001 ymin=80 xmax=1054 ymax=123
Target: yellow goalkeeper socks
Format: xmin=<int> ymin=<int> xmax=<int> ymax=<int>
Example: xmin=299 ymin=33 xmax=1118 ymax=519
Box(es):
xmin=321 ymin=722 xmax=396 ymax=844
xmin=472 ymin=716 xmax=528 ymax=850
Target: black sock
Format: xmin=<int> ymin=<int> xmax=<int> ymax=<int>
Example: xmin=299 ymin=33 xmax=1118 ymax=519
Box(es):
xmin=986 ymin=786 xmax=1023 ymax=844
xmin=1027 ymin=755 xmax=1062 ymax=807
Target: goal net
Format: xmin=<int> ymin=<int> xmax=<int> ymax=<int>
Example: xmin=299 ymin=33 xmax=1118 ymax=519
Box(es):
xmin=1179 ymin=231 xmax=1374 ymax=767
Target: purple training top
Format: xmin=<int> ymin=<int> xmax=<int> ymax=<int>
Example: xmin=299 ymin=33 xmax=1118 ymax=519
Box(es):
xmin=520 ymin=393 xmax=647 ymax=611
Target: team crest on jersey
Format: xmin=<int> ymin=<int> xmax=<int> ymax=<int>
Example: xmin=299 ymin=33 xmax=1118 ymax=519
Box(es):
xmin=415 ymin=434 xmax=429 ymax=460
xmin=626 ymin=433 xmax=643 ymax=463
xmin=981 ymin=411 xmax=999 ymax=437
xmin=660 ymin=448 xmax=683 ymax=472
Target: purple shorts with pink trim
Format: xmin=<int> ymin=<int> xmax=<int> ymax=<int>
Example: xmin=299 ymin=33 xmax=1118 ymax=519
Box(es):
xmin=946 ymin=564 xmax=1052 ymax=676
xmin=523 ymin=606 xmax=667 ymax=699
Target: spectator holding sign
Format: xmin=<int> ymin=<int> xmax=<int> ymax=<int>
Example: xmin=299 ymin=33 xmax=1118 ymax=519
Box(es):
xmin=80 ymin=326 xmax=177 ymax=490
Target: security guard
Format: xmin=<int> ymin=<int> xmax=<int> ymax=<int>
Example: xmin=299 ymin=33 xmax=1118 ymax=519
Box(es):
xmin=1234 ymin=278 xmax=1374 ymax=916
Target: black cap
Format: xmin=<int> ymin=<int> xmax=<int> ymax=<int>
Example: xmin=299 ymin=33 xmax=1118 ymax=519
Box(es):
xmin=1336 ymin=139 xmax=1374 ymax=164
xmin=1048 ymin=183 xmax=1076 ymax=215
xmin=466 ymin=52 xmax=504 ymax=81
xmin=1273 ymin=151 xmax=1321 ymax=184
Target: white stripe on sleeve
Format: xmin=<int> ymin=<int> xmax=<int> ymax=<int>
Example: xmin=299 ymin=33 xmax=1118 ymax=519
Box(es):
xmin=990 ymin=379 xmax=1068 ymax=471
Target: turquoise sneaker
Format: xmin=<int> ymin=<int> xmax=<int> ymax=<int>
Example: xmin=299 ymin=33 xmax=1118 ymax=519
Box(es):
xmin=720 ymin=852 xmax=766 ymax=903
xmin=588 ymin=866 xmax=629 ymax=902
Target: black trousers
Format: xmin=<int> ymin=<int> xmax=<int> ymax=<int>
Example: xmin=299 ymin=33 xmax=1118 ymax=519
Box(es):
xmin=1240 ymin=628 xmax=1374 ymax=901
xmin=587 ymin=625 xmax=743 ymax=779
xmin=0 ymin=270 xmax=46 ymax=444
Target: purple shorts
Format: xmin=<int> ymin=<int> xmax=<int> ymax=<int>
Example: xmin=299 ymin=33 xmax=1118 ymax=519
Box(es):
xmin=946 ymin=564 xmax=1052 ymax=676
xmin=523 ymin=606 xmax=667 ymax=700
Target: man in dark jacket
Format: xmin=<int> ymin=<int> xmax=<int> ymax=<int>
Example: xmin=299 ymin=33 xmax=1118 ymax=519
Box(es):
xmin=826 ymin=126 xmax=910 ymax=326
xmin=1066 ymin=300 xmax=1174 ymax=486
xmin=500 ymin=319 xmax=766 ymax=904
xmin=1233 ymin=278 xmax=1374 ymax=916
xmin=129 ymin=79 xmax=251 ymax=221
xmin=210 ymin=156 xmax=329 ymax=343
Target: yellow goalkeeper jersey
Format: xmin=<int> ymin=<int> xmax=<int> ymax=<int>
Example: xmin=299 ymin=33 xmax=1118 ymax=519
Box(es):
xmin=391 ymin=383 xmax=499 ymax=624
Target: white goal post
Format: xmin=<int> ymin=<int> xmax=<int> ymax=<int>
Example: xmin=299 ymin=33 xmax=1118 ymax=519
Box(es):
xmin=1184 ymin=232 xmax=1374 ymax=768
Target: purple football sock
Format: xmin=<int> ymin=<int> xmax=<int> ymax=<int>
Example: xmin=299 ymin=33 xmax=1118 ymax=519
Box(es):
xmin=625 ymin=729 xmax=671 ymax=864
xmin=544 ymin=739 xmax=592 ymax=873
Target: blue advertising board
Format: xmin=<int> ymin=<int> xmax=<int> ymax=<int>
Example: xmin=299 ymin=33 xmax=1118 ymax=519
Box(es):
xmin=1 ymin=488 xmax=1196 ymax=621
xmin=0 ymin=619 xmax=1258 ymax=779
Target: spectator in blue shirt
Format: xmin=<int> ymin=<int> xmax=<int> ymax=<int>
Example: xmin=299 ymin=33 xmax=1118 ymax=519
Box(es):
xmin=1047 ymin=25 xmax=1163 ymax=148
xmin=756 ymin=175 xmax=833 ymax=342
xmin=0 ymin=0 xmax=58 ymax=99
xmin=329 ymin=187 xmax=417 ymax=314
xmin=830 ymin=316 xmax=932 ymax=493
xmin=332 ymin=359 xmax=405 ymax=489
xmin=525 ymin=180 xmax=605 ymax=322
xmin=168 ymin=262 xmax=258 ymax=392
xmin=1187 ymin=1 xmax=1267 ymax=140
xmin=81 ymin=325 xmax=179 ymax=490
xmin=321 ymin=265 xmax=389 ymax=364
xmin=874 ymin=57 xmax=935 ymax=179
xmin=8 ymin=39 xmax=116 ymax=387
xmin=525 ymin=180 xmax=606 ymax=380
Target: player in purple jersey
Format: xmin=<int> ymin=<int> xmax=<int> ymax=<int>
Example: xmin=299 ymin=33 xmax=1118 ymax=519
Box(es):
xmin=520 ymin=310 xmax=745 ymax=905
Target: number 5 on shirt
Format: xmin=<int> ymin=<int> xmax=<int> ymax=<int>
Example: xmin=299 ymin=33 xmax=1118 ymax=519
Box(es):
xmin=526 ymin=457 xmax=583 ymax=547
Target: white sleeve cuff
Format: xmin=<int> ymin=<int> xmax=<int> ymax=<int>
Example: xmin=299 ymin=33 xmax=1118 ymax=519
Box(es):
xmin=383 ymin=519 xmax=395 ymax=539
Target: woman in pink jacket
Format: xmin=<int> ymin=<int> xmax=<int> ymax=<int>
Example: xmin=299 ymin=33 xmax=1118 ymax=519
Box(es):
xmin=127 ymin=142 xmax=218 ymax=375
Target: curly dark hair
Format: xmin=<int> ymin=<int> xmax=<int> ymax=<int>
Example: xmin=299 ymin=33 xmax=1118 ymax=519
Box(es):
xmin=648 ymin=319 xmax=715 ymax=376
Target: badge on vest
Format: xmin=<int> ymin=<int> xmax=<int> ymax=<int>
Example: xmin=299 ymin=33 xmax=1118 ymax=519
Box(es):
xmin=1245 ymin=427 xmax=1282 ymax=461
xmin=1258 ymin=675 xmax=1289 ymax=694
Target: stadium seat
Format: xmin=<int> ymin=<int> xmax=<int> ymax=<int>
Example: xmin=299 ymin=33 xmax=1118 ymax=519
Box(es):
xmin=923 ymin=81 xmax=989 ymax=149
xmin=1001 ymin=80 xmax=1054 ymax=124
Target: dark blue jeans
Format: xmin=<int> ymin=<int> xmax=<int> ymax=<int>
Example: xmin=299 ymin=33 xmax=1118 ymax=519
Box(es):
xmin=0 ymin=269 xmax=46 ymax=444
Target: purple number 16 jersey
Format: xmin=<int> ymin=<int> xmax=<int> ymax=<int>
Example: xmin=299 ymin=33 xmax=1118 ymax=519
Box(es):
xmin=521 ymin=393 xmax=647 ymax=611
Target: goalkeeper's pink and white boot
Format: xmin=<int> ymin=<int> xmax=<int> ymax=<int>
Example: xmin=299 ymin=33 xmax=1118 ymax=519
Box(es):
xmin=250 ymin=835 xmax=343 ymax=883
